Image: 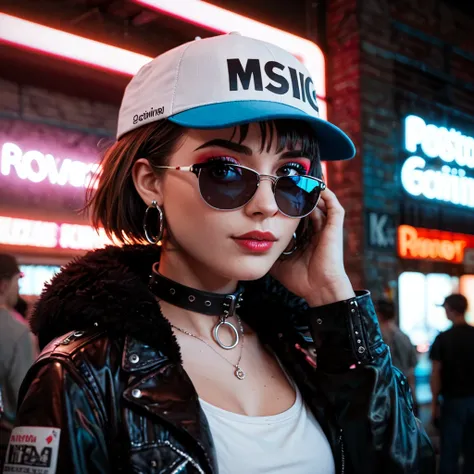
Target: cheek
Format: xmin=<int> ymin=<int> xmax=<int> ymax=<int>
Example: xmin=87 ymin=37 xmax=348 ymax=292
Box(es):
xmin=162 ymin=179 xmax=223 ymax=235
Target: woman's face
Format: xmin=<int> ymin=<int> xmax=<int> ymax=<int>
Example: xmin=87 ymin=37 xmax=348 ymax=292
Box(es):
xmin=149 ymin=123 xmax=313 ymax=283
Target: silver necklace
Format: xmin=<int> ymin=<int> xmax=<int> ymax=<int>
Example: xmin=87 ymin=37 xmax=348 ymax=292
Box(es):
xmin=171 ymin=316 xmax=246 ymax=380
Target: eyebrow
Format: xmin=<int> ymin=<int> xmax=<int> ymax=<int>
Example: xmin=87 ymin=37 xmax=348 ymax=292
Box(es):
xmin=194 ymin=139 xmax=252 ymax=155
xmin=194 ymin=139 xmax=312 ymax=159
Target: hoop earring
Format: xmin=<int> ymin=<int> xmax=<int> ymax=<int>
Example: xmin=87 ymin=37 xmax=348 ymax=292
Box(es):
xmin=282 ymin=233 xmax=298 ymax=256
xmin=143 ymin=200 xmax=164 ymax=244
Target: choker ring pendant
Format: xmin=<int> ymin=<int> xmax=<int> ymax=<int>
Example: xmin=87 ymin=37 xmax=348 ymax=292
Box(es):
xmin=213 ymin=319 xmax=239 ymax=350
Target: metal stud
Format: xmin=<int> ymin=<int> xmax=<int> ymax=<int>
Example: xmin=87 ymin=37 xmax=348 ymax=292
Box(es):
xmin=150 ymin=460 xmax=158 ymax=468
xmin=351 ymin=309 xmax=356 ymax=313
xmin=131 ymin=389 xmax=142 ymax=398
xmin=205 ymin=301 xmax=211 ymax=307
xmin=316 ymin=318 xmax=323 ymax=325
xmin=357 ymin=339 xmax=361 ymax=344
xmin=355 ymin=331 xmax=359 ymax=335
xmin=358 ymin=347 xmax=366 ymax=354
xmin=129 ymin=354 xmax=140 ymax=364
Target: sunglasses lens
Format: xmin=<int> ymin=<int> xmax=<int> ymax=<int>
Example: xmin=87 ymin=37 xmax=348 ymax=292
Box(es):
xmin=198 ymin=163 xmax=258 ymax=210
xmin=275 ymin=176 xmax=323 ymax=217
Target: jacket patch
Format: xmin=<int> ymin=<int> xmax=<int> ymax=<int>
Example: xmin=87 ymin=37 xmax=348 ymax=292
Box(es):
xmin=4 ymin=426 xmax=61 ymax=474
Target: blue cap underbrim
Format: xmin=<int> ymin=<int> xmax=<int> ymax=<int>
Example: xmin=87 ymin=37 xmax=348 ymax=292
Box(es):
xmin=168 ymin=101 xmax=356 ymax=161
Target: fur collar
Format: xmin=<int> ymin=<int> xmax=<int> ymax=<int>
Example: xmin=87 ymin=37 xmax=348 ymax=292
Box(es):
xmin=31 ymin=244 xmax=308 ymax=356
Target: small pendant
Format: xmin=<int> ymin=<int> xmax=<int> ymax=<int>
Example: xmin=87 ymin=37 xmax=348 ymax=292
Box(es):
xmin=235 ymin=366 xmax=246 ymax=380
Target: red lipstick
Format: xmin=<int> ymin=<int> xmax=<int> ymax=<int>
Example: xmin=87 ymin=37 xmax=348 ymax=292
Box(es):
xmin=233 ymin=231 xmax=277 ymax=253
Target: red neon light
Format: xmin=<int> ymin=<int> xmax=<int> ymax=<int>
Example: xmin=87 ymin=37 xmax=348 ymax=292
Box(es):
xmin=0 ymin=216 xmax=113 ymax=251
xmin=0 ymin=13 xmax=151 ymax=76
xmin=0 ymin=7 xmax=326 ymax=118
xmin=398 ymin=225 xmax=474 ymax=263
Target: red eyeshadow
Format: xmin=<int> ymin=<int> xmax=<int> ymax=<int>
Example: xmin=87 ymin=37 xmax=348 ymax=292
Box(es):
xmin=286 ymin=158 xmax=311 ymax=174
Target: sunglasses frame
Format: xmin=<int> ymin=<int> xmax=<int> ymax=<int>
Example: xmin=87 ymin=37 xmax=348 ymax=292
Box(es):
xmin=153 ymin=162 xmax=326 ymax=218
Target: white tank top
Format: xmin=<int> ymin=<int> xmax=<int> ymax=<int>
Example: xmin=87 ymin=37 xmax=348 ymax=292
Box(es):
xmin=199 ymin=385 xmax=335 ymax=474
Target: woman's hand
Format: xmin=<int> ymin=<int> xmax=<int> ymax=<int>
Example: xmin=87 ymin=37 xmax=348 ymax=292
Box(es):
xmin=270 ymin=188 xmax=355 ymax=307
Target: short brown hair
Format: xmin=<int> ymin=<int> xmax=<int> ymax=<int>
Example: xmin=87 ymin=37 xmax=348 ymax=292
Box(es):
xmin=86 ymin=120 xmax=186 ymax=243
xmin=86 ymin=119 xmax=322 ymax=246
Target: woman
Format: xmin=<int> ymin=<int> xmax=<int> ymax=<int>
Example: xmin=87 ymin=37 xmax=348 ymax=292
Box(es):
xmin=3 ymin=33 xmax=434 ymax=473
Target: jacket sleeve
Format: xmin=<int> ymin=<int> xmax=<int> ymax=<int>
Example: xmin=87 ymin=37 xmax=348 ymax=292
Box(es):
xmin=3 ymin=359 xmax=109 ymax=474
xmin=308 ymin=291 xmax=436 ymax=474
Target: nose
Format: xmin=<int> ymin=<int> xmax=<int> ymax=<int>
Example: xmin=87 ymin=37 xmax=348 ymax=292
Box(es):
xmin=243 ymin=177 xmax=279 ymax=218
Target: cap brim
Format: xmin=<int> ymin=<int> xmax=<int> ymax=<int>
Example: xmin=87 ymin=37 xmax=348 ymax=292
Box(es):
xmin=168 ymin=101 xmax=356 ymax=161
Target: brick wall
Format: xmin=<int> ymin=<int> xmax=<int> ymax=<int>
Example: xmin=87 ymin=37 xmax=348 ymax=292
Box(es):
xmin=328 ymin=0 xmax=474 ymax=298
xmin=0 ymin=77 xmax=118 ymax=225
xmin=362 ymin=0 xmax=474 ymax=298
xmin=0 ymin=78 xmax=118 ymax=136
xmin=325 ymin=0 xmax=365 ymax=290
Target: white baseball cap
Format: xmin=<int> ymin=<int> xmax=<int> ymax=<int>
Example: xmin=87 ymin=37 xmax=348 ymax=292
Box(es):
xmin=117 ymin=33 xmax=355 ymax=161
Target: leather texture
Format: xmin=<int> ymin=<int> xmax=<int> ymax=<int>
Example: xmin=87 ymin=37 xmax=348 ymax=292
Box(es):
xmin=5 ymin=245 xmax=435 ymax=474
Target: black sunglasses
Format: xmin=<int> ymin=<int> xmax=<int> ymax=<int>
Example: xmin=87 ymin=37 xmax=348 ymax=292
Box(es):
xmin=154 ymin=162 xmax=326 ymax=218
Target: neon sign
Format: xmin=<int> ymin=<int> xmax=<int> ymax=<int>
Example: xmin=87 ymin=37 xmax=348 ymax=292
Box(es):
xmin=401 ymin=115 xmax=474 ymax=208
xmin=0 ymin=6 xmax=326 ymax=118
xmin=1 ymin=142 xmax=100 ymax=188
xmin=398 ymin=225 xmax=474 ymax=263
xmin=0 ymin=216 xmax=112 ymax=250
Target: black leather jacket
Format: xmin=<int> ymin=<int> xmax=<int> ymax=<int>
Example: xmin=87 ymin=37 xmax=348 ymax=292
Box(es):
xmin=5 ymin=245 xmax=435 ymax=473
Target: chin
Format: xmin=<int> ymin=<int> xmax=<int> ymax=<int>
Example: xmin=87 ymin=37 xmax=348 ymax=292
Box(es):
xmin=220 ymin=255 xmax=279 ymax=282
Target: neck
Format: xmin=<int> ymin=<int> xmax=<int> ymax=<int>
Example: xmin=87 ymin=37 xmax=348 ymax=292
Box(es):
xmin=452 ymin=316 xmax=467 ymax=326
xmin=156 ymin=247 xmax=240 ymax=338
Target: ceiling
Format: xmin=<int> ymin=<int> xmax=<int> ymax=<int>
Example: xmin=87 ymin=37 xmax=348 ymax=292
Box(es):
xmin=0 ymin=0 xmax=310 ymax=103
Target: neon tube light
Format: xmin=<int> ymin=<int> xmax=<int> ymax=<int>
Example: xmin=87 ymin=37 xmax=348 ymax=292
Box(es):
xmin=0 ymin=216 xmax=113 ymax=250
xmin=0 ymin=7 xmax=326 ymax=118
xmin=402 ymin=115 xmax=474 ymax=208
xmin=398 ymin=225 xmax=474 ymax=263
xmin=0 ymin=13 xmax=151 ymax=76
xmin=1 ymin=142 xmax=100 ymax=188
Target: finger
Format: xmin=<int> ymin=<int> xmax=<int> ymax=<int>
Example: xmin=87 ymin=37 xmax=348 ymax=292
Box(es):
xmin=309 ymin=201 xmax=326 ymax=226
xmin=320 ymin=188 xmax=345 ymax=225
xmin=310 ymin=210 xmax=326 ymax=234
xmin=316 ymin=195 xmax=327 ymax=214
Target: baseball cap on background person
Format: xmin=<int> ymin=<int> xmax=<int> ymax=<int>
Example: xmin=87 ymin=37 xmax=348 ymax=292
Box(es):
xmin=0 ymin=254 xmax=22 ymax=280
xmin=438 ymin=294 xmax=468 ymax=314
xmin=116 ymin=32 xmax=356 ymax=161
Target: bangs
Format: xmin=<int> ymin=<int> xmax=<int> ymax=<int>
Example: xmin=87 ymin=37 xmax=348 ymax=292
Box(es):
xmin=230 ymin=119 xmax=321 ymax=177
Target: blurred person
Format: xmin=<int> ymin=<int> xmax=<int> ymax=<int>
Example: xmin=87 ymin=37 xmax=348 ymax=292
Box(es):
xmin=376 ymin=299 xmax=419 ymax=412
xmin=12 ymin=297 xmax=29 ymax=321
xmin=430 ymin=294 xmax=474 ymax=474
xmin=5 ymin=34 xmax=434 ymax=473
xmin=0 ymin=255 xmax=37 ymax=468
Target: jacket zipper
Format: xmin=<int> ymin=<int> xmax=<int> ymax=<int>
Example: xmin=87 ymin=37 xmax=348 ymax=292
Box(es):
xmin=339 ymin=429 xmax=345 ymax=474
